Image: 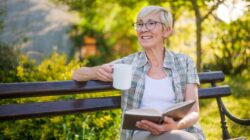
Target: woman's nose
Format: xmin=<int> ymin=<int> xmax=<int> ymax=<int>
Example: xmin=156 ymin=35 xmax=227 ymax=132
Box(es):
xmin=140 ymin=24 xmax=149 ymax=32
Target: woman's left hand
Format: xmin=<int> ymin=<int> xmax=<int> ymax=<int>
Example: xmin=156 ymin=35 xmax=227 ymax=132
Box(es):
xmin=136 ymin=116 xmax=179 ymax=136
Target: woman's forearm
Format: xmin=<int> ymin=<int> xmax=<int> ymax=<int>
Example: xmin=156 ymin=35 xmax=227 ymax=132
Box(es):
xmin=177 ymin=84 xmax=200 ymax=129
xmin=72 ymin=67 xmax=98 ymax=81
xmin=72 ymin=64 xmax=113 ymax=82
xmin=177 ymin=111 xmax=199 ymax=129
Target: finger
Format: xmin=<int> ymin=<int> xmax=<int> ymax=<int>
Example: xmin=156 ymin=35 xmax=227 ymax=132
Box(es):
xmin=140 ymin=123 xmax=159 ymax=135
xmin=163 ymin=116 xmax=174 ymax=124
xmin=147 ymin=125 xmax=161 ymax=135
xmin=163 ymin=116 xmax=178 ymax=131
xmin=140 ymin=121 xmax=161 ymax=135
xmin=142 ymin=120 xmax=169 ymax=134
xmin=99 ymin=68 xmax=112 ymax=80
xmin=103 ymin=64 xmax=113 ymax=74
xmin=96 ymin=69 xmax=112 ymax=81
xmin=98 ymin=74 xmax=110 ymax=82
xmin=102 ymin=65 xmax=113 ymax=80
xmin=96 ymin=70 xmax=109 ymax=81
xmin=141 ymin=120 xmax=162 ymax=130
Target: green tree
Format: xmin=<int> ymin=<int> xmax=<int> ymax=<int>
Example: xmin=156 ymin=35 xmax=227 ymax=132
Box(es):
xmin=52 ymin=0 xmax=143 ymax=66
xmin=191 ymin=0 xmax=224 ymax=71
xmin=0 ymin=43 xmax=19 ymax=82
xmin=207 ymin=12 xmax=250 ymax=75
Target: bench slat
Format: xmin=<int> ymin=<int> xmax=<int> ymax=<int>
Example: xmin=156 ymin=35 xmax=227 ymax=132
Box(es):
xmin=0 ymin=86 xmax=230 ymax=121
xmin=0 ymin=80 xmax=113 ymax=99
xmin=198 ymin=86 xmax=231 ymax=99
xmin=0 ymin=96 xmax=121 ymax=121
xmin=199 ymin=71 xmax=224 ymax=83
xmin=0 ymin=71 xmax=225 ymax=99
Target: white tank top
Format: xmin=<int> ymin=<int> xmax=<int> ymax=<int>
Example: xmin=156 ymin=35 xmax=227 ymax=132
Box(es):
xmin=140 ymin=75 xmax=175 ymax=112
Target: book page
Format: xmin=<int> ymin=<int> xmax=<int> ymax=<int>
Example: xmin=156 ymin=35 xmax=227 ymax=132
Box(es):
xmin=163 ymin=100 xmax=195 ymax=113
xmin=125 ymin=108 xmax=162 ymax=117
xmin=162 ymin=100 xmax=195 ymax=120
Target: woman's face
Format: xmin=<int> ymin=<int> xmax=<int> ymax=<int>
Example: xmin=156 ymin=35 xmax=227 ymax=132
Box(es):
xmin=136 ymin=13 xmax=168 ymax=49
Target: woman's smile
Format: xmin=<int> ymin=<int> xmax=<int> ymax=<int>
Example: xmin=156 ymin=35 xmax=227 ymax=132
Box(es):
xmin=140 ymin=34 xmax=153 ymax=40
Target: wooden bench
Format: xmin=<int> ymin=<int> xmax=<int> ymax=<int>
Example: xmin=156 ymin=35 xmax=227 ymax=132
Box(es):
xmin=0 ymin=71 xmax=249 ymax=140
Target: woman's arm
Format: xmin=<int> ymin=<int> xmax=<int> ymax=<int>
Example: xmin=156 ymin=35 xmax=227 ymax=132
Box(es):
xmin=72 ymin=64 xmax=113 ymax=82
xmin=177 ymin=83 xmax=199 ymax=129
xmin=136 ymin=84 xmax=199 ymax=135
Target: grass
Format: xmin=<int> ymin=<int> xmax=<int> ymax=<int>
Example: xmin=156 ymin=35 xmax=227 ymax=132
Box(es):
xmin=199 ymin=75 xmax=250 ymax=139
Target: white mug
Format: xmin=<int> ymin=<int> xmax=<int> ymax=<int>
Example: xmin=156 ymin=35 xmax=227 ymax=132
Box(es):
xmin=113 ymin=64 xmax=132 ymax=90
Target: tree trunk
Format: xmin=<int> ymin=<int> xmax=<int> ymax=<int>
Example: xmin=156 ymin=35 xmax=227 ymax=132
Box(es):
xmin=196 ymin=19 xmax=202 ymax=72
xmin=191 ymin=0 xmax=223 ymax=72
xmin=191 ymin=0 xmax=202 ymax=72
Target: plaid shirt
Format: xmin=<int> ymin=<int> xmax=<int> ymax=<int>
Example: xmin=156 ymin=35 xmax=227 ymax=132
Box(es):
xmin=112 ymin=49 xmax=205 ymax=140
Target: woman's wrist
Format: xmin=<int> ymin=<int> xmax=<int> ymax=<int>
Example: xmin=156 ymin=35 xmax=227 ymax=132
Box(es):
xmin=79 ymin=67 xmax=98 ymax=81
xmin=176 ymin=120 xmax=183 ymax=130
xmin=91 ymin=67 xmax=99 ymax=80
xmin=176 ymin=112 xmax=199 ymax=130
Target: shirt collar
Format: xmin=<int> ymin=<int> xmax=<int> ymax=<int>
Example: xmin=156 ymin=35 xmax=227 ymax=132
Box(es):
xmin=137 ymin=51 xmax=148 ymax=68
xmin=163 ymin=48 xmax=174 ymax=69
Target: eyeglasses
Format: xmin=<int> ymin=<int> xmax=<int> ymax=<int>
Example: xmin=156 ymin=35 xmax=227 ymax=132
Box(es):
xmin=133 ymin=21 xmax=164 ymax=31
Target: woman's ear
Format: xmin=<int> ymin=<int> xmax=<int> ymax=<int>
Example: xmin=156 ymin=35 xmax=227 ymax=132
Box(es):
xmin=162 ymin=26 xmax=172 ymax=39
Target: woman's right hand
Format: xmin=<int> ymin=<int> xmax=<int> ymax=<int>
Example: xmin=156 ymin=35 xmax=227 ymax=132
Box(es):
xmin=94 ymin=64 xmax=113 ymax=81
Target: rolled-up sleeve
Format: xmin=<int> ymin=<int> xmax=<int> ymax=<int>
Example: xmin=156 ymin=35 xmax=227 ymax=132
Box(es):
xmin=186 ymin=56 xmax=200 ymax=85
xmin=110 ymin=59 xmax=122 ymax=65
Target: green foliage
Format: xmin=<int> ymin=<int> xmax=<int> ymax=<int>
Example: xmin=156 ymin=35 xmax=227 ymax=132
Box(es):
xmin=0 ymin=51 xmax=121 ymax=140
xmin=200 ymin=75 xmax=250 ymax=139
xmin=0 ymin=8 xmax=4 ymax=32
xmin=204 ymin=11 xmax=250 ymax=75
xmin=0 ymin=110 xmax=121 ymax=140
xmin=68 ymin=1 xmax=140 ymax=66
xmin=52 ymin=0 xmax=177 ymax=66
xmin=0 ymin=43 xmax=19 ymax=82
xmin=16 ymin=52 xmax=85 ymax=82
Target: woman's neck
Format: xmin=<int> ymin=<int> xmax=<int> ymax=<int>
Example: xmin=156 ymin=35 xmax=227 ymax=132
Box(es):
xmin=144 ymin=46 xmax=165 ymax=67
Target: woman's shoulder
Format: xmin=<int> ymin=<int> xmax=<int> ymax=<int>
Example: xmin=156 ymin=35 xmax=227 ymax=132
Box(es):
xmin=166 ymin=50 xmax=197 ymax=72
xmin=168 ymin=50 xmax=193 ymax=63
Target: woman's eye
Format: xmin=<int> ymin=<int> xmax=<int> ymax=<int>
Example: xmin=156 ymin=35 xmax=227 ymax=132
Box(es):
xmin=148 ymin=22 xmax=155 ymax=25
xmin=136 ymin=23 xmax=143 ymax=27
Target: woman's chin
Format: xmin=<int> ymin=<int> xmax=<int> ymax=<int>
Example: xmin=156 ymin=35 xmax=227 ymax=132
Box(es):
xmin=141 ymin=45 xmax=154 ymax=49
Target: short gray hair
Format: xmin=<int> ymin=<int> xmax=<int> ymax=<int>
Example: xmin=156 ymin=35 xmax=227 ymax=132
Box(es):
xmin=137 ymin=6 xmax=173 ymax=29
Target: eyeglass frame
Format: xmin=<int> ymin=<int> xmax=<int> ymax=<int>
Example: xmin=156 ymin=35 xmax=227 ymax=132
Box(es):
xmin=133 ymin=20 xmax=165 ymax=31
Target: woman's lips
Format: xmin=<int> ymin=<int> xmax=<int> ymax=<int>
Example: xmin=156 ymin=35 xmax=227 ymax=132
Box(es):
xmin=141 ymin=35 xmax=153 ymax=40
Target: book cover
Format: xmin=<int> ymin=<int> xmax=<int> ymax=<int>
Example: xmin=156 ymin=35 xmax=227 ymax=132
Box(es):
xmin=122 ymin=100 xmax=195 ymax=130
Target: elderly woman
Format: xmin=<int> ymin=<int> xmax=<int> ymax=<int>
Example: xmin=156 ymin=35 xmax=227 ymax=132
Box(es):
xmin=72 ymin=6 xmax=205 ymax=140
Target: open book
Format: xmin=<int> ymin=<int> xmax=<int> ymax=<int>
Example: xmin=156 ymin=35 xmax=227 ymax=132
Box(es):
xmin=122 ymin=100 xmax=195 ymax=130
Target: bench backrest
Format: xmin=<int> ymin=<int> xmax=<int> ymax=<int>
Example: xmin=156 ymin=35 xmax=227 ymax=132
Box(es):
xmin=0 ymin=71 xmax=230 ymax=121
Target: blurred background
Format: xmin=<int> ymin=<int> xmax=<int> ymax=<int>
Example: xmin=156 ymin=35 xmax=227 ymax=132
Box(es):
xmin=0 ymin=0 xmax=249 ymax=139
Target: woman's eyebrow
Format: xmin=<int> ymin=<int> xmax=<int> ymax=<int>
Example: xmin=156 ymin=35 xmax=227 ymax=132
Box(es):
xmin=136 ymin=19 xmax=143 ymax=23
xmin=147 ymin=19 xmax=155 ymax=21
xmin=137 ymin=18 xmax=156 ymax=23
